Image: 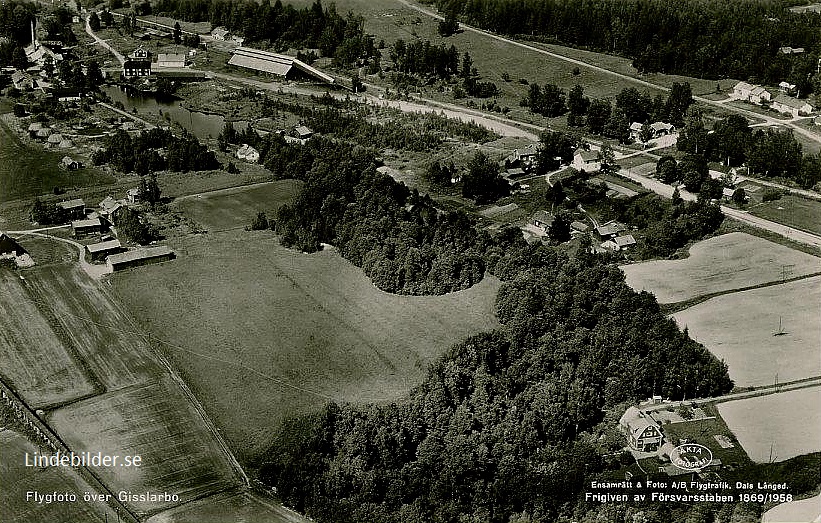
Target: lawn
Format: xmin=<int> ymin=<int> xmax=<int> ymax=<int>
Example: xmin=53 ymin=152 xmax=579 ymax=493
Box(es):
xmin=174 ymin=180 xmax=303 ymax=231
xmin=0 ymin=430 xmax=118 ymax=523
xmin=657 ymin=403 xmax=750 ymax=469
xmin=750 ymin=193 xmax=821 ymax=237
xmin=0 ymin=114 xmax=115 ymax=202
xmin=717 ymin=387 xmax=821 ymax=463
xmin=620 ymin=232 xmax=821 ymax=304
xmin=0 ymin=270 xmax=97 ymax=408
xmin=672 ymin=276 xmax=821 ymax=387
xmin=145 ymin=490 xmax=304 ymax=523
xmin=48 ymin=377 xmax=243 ymax=517
xmin=109 ymin=229 xmax=501 ymax=462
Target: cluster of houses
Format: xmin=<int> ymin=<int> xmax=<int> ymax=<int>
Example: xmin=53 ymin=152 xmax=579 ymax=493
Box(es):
xmin=732 ymin=81 xmax=814 ymax=117
xmin=594 ymin=222 xmax=636 ymax=252
xmin=628 ymin=121 xmax=676 ymax=144
xmin=529 ymin=211 xmax=590 ymax=237
xmin=50 ymin=192 xmax=175 ymax=271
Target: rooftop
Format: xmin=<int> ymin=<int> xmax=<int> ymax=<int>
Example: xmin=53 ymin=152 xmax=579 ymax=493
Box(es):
xmin=57 ymin=198 xmax=85 ymax=209
xmin=86 ymin=239 xmax=122 ymax=253
xmin=107 ymin=246 xmax=174 ymax=265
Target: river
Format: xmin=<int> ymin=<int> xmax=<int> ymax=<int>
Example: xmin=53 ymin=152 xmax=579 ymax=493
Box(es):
xmin=99 ymin=85 xmax=248 ymax=140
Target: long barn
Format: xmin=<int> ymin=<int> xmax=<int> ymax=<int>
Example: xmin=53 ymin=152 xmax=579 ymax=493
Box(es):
xmin=227 ymin=47 xmax=334 ymax=84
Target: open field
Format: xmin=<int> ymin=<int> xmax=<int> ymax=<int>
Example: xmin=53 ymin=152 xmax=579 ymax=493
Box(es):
xmin=48 ymin=377 xmax=242 ymax=517
xmin=109 ymin=229 xmax=501 ymax=461
xmin=672 ymin=277 xmax=821 ymax=387
xmin=750 ymin=193 xmax=821 ymax=237
xmin=763 ymin=493 xmax=821 ymax=523
xmin=717 ymin=387 xmax=821 ymax=463
xmin=0 ymin=270 xmax=97 ymax=408
xmin=174 ymin=180 xmax=303 ymax=231
xmin=0 ymin=115 xmax=115 ymax=201
xmin=0 ymin=430 xmax=118 ymax=523
xmin=621 ymin=232 xmax=821 ymax=304
xmin=146 ymin=490 xmax=305 ymax=523
xmin=20 ymin=265 xmax=156 ymax=390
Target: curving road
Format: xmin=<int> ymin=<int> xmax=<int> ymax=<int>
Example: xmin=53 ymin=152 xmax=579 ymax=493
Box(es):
xmin=85 ymin=15 xmax=125 ymax=65
xmin=395 ymin=0 xmax=821 ymax=147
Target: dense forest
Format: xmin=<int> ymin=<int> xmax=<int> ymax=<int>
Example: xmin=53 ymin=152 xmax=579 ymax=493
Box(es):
xmin=424 ymin=0 xmax=821 ymax=93
xmin=0 ymin=0 xmax=35 ymax=68
xmin=151 ymin=0 xmax=375 ymax=65
xmin=267 ymin=136 xmax=487 ymax=294
xmin=91 ymin=128 xmax=219 ymax=174
xmin=258 ymin=223 xmax=735 ymax=522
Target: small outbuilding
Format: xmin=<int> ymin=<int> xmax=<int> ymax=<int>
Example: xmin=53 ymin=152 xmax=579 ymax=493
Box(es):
xmin=106 ymin=245 xmax=175 ymax=271
xmin=71 ymin=217 xmax=102 ymax=238
xmin=86 ymin=239 xmax=125 ymax=261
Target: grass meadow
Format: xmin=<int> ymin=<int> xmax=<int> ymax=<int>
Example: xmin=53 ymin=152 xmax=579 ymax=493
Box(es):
xmin=109 ymin=228 xmax=501 ymax=462
xmin=672 ymin=276 xmax=821 ymax=388
xmin=620 ymin=232 xmax=821 ymax=304
xmin=750 ymin=193 xmax=821 ymax=237
xmin=717 ymin=386 xmax=821 ymax=463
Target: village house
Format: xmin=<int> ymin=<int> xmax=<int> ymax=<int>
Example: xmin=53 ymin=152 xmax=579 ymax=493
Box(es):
xmin=57 ymin=198 xmax=85 ymax=219
xmin=228 ymin=47 xmax=334 ymax=83
xmin=779 ymin=46 xmax=805 ymax=54
xmin=211 ymin=27 xmax=230 ymax=41
xmin=71 ymin=217 xmax=102 ymax=238
xmin=570 ymin=221 xmax=589 ymax=233
xmin=123 ymin=46 xmax=152 ymax=78
xmin=778 ymin=81 xmax=797 ymax=94
xmin=236 ymin=144 xmax=260 ymax=162
xmin=98 ymin=196 xmax=125 ymax=224
xmin=0 ymin=233 xmax=35 ymax=268
xmin=748 ymin=85 xmax=772 ymax=105
xmin=11 ymin=70 xmax=35 ymax=91
xmin=650 ymin=121 xmax=676 ymax=137
xmin=156 ymin=52 xmax=186 ymax=68
xmin=572 ymin=149 xmax=600 ymax=172
xmin=127 ymin=188 xmax=141 ymax=204
xmin=619 ymin=406 xmax=664 ymax=452
xmin=86 ymin=239 xmax=125 ymax=262
xmin=771 ymin=94 xmax=814 ymax=117
xmin=294 ymin=125 xmax=313 ymax=140
xmin=61 ymin=156 xmax=80 ymax=170
xmin=629 ymin=122 xmax=644 ymax=142
xmin=595 ymin=222 xmax=627 ymax=239
xmin=531 ymin=210 xmax=554 ymax=233
xmin=614 ymin=234 xmax=637 ymax=250
xmin=504 ymin=143 xmax=539 ymax=171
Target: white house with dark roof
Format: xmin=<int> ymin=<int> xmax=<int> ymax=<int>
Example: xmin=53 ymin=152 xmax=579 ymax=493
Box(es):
xmin=572 ymin=149 xmax=600 ymax=172
xmin=619 ymin=406 xmax=664 ymax=452
xmin=771 ymin=94 xmax=813 ymax=117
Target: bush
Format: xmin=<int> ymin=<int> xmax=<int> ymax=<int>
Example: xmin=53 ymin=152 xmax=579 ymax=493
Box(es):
xmin=762 ymin=188 xmax=782 ymax=202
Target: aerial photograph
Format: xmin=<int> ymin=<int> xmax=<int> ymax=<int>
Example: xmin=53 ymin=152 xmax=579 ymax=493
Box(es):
xmin=0 ymin=0 xmax=819 ymax=521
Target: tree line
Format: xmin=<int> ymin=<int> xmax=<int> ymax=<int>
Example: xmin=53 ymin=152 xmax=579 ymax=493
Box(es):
xmin=257 ymin=226 xmax=734 ymax=522
xmin=422 ymin=0 xmax=821 ymax=95
xmin=151 ymin=0 xmax=376 ymax=66
xmin=92 ymin=128 xmax=219 ymax=174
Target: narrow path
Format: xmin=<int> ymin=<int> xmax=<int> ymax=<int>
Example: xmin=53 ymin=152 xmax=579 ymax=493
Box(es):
xmin=85 ymin=15 xmax=125 ymax=65
xmin=97 ymin=101 xmax=157 ymax=129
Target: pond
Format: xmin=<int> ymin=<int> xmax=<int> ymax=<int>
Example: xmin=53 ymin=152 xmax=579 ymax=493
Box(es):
xmin=99 ymin=84 xmax=248 ymax=140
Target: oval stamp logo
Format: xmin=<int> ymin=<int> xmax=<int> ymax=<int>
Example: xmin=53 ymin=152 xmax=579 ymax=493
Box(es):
xmin=670 ymin=443 xmax=713 ymax=471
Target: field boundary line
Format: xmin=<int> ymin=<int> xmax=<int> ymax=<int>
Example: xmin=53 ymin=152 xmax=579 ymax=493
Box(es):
xmin=100 ymin=281 xmax=252 ymax=489
xmin=661 ymin=271 xmax=821 ymax=313
xmin=0 ymin=378 xmax=140 ymax=522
